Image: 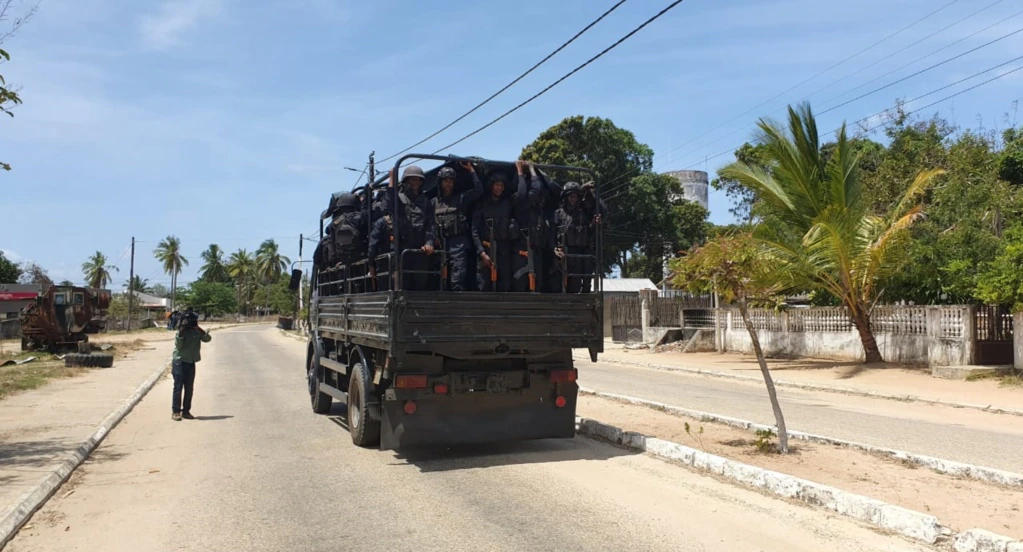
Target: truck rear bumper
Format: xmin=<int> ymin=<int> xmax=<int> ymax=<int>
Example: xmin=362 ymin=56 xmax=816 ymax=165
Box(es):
xmin=380 ymin=385 xmax=578 ymax=450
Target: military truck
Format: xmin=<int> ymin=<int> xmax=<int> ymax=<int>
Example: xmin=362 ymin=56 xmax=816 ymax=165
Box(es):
xmin=295 ymin=154 xmax=603 ymax=450
xmin=20 ymin=285 xmax=112 ymax=355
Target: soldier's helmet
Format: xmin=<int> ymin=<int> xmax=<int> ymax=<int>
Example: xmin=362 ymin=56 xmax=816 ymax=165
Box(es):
xmin=401 ymin=165 xmax=426 ymax=183
xmin=336 ymin=192 xmax=360 ymax=211
xmin=437 ymin=166 xmax=457 ymax=182
xmin=562 ymin=181 xmax=582 ymax=198
xmin=488 ymin=172 xmax=510 ymax=185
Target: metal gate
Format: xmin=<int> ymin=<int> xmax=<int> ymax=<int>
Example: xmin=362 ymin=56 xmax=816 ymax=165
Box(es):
xmin=610 ymin=296 xmax=642 ymax=343
xmin=975 ymin=306 xmax=1014 ymax=365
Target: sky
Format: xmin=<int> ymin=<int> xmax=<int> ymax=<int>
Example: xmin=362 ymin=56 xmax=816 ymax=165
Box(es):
xmin=2 ymin=0 xmax=1022 ymax=289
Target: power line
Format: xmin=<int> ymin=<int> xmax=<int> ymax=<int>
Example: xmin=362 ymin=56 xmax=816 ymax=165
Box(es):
xmin=817 ymin=24 xmax=1023 ymax=116
xmin=820 ymin=6 xmax=1023 ymax=107
xmin=802 ymin=0 xmax=1006 ymax=104
xmin=655 ymin=0 xmax=963 ymax=170
xmin=686 ymin=59 xmax=1023 ymax=170
xmin=377 ymin=0 xmax=630 ymax=164
xmin=666 ymin=12 xmax=1023 ymax=174
xmin=428 ymin=0 xmax=689 ymax=156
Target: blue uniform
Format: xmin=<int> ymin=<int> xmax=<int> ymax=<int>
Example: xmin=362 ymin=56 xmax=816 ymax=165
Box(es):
xmin=433 ymin=172 xmax=484 ymax=291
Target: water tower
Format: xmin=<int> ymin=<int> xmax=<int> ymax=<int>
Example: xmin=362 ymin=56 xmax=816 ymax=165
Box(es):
xmin=663 ymin=170 xmax=709 ymax=210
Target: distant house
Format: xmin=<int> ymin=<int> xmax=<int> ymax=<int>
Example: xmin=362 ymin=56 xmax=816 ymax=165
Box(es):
xmin=601 ymin=278 xmax=657 ymax=336
xmin=125 ymin=291 xmax=169 ymax=319
xmin=0 ymin=284 xmax=41 ymax=319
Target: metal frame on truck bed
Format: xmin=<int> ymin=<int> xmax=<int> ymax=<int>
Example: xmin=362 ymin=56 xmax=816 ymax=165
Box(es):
xmin=298 ymin=153 xmax=604 ymax=450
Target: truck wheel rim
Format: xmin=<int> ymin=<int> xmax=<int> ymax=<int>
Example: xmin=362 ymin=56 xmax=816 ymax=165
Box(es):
xmin=307 ymin=362 xmax=316 ymax=400
xmin=350 ymin=384 xmax=361 ymax=429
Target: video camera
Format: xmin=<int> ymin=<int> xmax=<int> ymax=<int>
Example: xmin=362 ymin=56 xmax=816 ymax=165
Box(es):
xmin=179 ymin=311 xmax=200 ymax=329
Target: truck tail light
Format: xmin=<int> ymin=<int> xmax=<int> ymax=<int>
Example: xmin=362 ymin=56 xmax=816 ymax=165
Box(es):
xmin=404 ymin=400 xmax=417 ymax=414
xmin=549 ymin=369 xmax=577 ymax=383
xmin=395 ymin=374 xmax=428 ymax=389
xmin=555 ymin=396 xmax=567 ymax=408
xmin=433 ymin=383 xmax=448 ymax=395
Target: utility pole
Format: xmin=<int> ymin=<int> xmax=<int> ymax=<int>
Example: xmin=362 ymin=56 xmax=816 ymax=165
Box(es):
xmin=662 ymin=241 xmax=671 ymax=295
xmin=127 ymin=237 xmax=135 ymax=331
xmin=298 ymin=234 xmax=304 ymax=316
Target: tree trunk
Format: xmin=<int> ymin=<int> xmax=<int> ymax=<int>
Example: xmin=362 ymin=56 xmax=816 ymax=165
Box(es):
xmin=738 ymin=303 xmax=789 ymax=453
xmin=850 ymin=304 xmax=883 ymax=364
xmin=170 ymin=272 xmax=177 ymax=312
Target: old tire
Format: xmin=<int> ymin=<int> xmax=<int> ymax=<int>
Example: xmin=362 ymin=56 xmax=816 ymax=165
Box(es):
xmin=308 ymin=354 xmax=332 ymax=414
xmin=347 ymin=362 xmax=380 ymax=447
xmin=64 ymin=353 xmax=114 ymax=368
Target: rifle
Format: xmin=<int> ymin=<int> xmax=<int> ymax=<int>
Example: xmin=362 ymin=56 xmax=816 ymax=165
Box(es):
xmin=485 ymin=219 xmax=497 ymax=285
xmin=515 ymin=229 xmax=536 ymax=292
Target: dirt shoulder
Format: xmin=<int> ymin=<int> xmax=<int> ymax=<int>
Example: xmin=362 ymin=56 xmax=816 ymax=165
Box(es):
xmin=578 ymin=395 xmax=1023 ymax=539
xmin=591 ymin=347 xmax=1023 ymax=412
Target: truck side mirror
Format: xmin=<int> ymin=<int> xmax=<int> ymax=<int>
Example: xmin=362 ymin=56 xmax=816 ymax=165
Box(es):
xmin=288 ymin=269 xmax=302 ymax=292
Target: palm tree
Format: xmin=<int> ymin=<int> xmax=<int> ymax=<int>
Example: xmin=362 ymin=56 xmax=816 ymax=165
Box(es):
xmin=154 ymin=236 xmax=189 ymax=311
xmin=227 ymin=249 xmax=256 ymax=314
xmin=199 ymin=244 xmax=231 ymax=283
xmin=719 ymin=103 xmax=943 ymax=363
xmin=123 ymin=275 xmax=151 ymax=293
xmin=255 ymin=239 xmax=291 ymax=284
xmin=81 ymin=251 xmax=118 ymax=289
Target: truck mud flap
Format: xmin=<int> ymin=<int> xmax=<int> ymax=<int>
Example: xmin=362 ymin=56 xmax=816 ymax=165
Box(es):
xmin=380 ymin=390 xmax=577 ymax=451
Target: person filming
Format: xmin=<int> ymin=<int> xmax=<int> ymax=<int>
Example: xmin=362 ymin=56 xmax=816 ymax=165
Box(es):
xmin=171 ymin=307 xmax=211 ymax=421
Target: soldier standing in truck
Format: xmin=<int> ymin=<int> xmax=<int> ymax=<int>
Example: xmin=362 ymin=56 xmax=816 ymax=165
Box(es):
xmin=368 ymin=166 xmax=436 ymax=291
xmin=433 ymin=161 xmax=483 ymax=291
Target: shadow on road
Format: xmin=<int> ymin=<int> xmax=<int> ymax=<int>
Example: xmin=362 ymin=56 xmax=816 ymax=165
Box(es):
xmin=324 ymin=404 xmax=638 ymax=472
xmin=193 ymin=415 xmax=234 ymax=421
xmin=392 ymin=438 xmax=639 ymax=473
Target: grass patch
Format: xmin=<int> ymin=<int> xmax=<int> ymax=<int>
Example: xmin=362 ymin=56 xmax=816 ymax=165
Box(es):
xmin=1000 ymin=374 xmax=1023 ymax=388
xmin=0 ymin=360 xmax=85 ymax=400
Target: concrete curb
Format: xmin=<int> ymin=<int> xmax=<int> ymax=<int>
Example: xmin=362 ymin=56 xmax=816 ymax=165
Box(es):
xmin=278 ymin=329 xmax=309 ymax=342
xmin=952 ymin=529 xmax=1023 ymax=552
xmin=579 ymin=388 xmax=1023 ymax=489
xmin=575 ymin=416 xmax=949 ymax=544
xmin=580 ymin=355 xmax=1023 ymax=417
xmin=0 ymin=359 xmax=172 ymax=548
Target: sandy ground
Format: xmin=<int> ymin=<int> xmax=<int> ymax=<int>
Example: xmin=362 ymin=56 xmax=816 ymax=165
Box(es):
xmin=6 ymin=326 xmax=929 ymax=552
xmin=578 ymin=395 xmax=1023 ymax=539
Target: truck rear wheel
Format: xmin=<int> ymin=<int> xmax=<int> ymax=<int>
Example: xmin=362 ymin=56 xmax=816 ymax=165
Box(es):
xmin=308 ymin=354 xmax=332 ymax=414
xmin=347 ymin=362 xmax=380 ymax=447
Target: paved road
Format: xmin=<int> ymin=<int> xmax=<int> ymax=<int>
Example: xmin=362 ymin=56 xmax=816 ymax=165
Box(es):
xmin=8 ymin=326 xmax=926 ymax=552
xmin=581 ymin=360 xmax=1023 ymax=472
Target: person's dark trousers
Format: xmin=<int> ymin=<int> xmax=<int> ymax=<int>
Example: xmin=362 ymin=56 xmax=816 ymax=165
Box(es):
xmin=172 ymin=359 xmax=196 ymax=414
xmin=445 ymin=235 xmax=472 ymax=291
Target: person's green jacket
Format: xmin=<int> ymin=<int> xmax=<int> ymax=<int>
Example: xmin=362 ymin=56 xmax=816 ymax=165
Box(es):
xmin=173 ymin=328 xmax=211 ymax=363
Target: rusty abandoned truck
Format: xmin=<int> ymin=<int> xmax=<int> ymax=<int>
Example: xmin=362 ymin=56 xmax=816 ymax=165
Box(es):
xmin=20 ymin=285 xmax=111 ymax=352
xmin=294 ymin=154 xmax=603 ymax=450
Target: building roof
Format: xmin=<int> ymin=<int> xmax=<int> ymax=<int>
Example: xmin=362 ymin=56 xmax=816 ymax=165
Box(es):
xmin=601 ymin=278 xmax=658 ymax=293
xmin=127 ymin=291 xmax=169 ymax=309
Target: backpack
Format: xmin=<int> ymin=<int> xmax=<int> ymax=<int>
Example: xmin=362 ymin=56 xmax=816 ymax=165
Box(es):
xmin=329 ymin=212 xmax=364 ymax=264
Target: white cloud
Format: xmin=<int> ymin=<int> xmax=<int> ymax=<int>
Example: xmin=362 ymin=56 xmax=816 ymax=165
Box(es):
xmin=138 ymin=0 xmax=225 ymax=50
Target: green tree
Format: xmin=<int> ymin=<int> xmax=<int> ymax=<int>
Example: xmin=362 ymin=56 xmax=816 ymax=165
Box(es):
xmin=227 ymin=248 xmax=256 ymax=314
xmin=153 ymin=236 xmax=188 ymax=311
xmin=199 ymin=244 xmax=231 ymax=283
xmin=58 ymin=279 xmax=74 ymax=287
xmin=975 ymin=223 xmax=1023 ymax=309
xmin=710 ymin=142 xmax=773 ymax=223
xmin=123 ymin=275 xmax=151 ymax=293
xmin=81 ymin=251 xmax=118 ymax=289
xmin=178 ymin=281 xmax=237 ymax=318
xmin=720 ymin=103 xmax=943 ymax=363
xmin=255 ymin=239 xmax=290 ymax=284
xmin=0 ymin=1 xmax=37 ymax=172
xmin=671 ymin=232 xmax=790 ymax=453
xmin=521 ymin=115 xmax=707 ymax=275
xmin=998 ymin=127 xmax=1023 ymax=187
xmin=0 ymin=250 xmax=21 ymax=283
xmin=150 ymin=283 xmax=169 ymax=298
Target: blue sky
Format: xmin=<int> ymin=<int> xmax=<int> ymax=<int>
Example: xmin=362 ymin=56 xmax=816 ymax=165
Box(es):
xmin=3 ymin=0 xmax=1022 ymax=288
